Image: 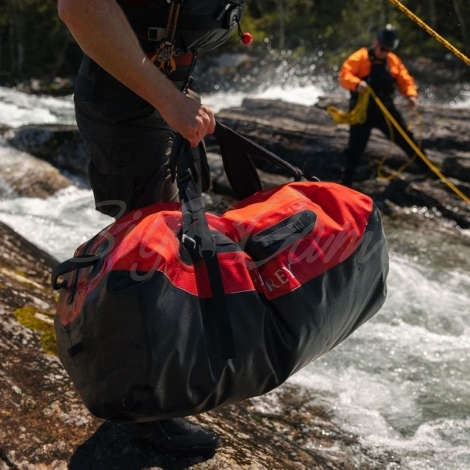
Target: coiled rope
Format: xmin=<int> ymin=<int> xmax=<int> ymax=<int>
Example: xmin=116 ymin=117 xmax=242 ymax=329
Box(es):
xmin=326 ymin=91 xmax=370 ymax=125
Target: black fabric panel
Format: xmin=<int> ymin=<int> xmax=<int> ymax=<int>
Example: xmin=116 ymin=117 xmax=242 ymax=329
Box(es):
xmin=55 ymin=279 xmax=148 ymax=420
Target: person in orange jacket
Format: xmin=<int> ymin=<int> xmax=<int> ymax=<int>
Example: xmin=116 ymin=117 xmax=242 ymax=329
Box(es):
xmin=339 ymin=24 xmax=424 ymax=186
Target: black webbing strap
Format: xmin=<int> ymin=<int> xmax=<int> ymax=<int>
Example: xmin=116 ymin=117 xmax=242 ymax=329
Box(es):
xmin=170 ymin=135 xmax=236 ymax=360
xmin=51 ymin=255 xmax=100 ymax=290
xmin=212 ymin=122 xmax=304 ymax=199
xmin=50 ymin=222 xmax=112 ymax=292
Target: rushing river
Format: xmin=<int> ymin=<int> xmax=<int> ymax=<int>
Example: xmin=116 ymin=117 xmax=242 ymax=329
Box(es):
xmin=0 ymin=84 xmax=469 ymax=469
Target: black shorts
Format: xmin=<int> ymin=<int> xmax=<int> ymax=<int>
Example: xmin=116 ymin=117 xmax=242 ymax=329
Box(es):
xmin=74 ymin=55 xmax=209 ymax=219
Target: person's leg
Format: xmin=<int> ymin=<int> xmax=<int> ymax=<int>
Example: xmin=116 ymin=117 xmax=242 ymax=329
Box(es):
xmin=376 ymin=104 xmax=429 ymax=174
xmin=74 ymin=55 xmax=178 ymax=219
xmin=342 ymin=121 xmax=372 ymax=186
xmin=74 ymin=55 xmax=219 ymax=455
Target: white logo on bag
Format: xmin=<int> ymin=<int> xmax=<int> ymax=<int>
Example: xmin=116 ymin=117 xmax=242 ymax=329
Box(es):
xmin=264 ymin=267 xmax=293 ymax=292
xmin=250 ymin=266 xmax=293 ymax=293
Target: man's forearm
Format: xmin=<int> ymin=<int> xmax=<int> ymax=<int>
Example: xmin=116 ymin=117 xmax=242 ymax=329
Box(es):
xmin=58 ymin=0 xmax=175 ymax=111
xmin=57 ymin=0 xmax=215 ymax=145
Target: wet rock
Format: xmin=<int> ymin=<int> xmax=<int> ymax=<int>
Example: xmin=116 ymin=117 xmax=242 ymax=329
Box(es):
xmin=0 ymin=125 xmax=11 ymax=136
xmin=442 ymin=154 xmax=470 ymax=182
xmin=0 ymin=145 xmax=72 ymax=198
xmin=7 ymin=124 xmax=89 ymax=176
xmin=211 ymin=97 xmax=470 ymax=230
xmin=0 ymin=221 xmax=387 ymax=469
xmin=4 ymin=96 xmax=469 ymax=233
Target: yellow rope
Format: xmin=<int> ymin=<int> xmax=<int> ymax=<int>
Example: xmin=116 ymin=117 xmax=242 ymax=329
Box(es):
xmin=386 ymin=0 xmax=469 ymax=202
xmin=327 ymin=88 xmax=420 ymax=181
xmin=376 ymin=106 xmax=422 ymax=181
xmin=326 ymin=92 xmax=370 ymax=125
xmin=368 ymin=87 xmax=470 ymax=204
xmin=328 ymin=0 xmax=470 ymax=203
xmin=327 ymin=89 xmax=470 ymax=203
xmin=389 ymin=0 xmax=470 ymax=66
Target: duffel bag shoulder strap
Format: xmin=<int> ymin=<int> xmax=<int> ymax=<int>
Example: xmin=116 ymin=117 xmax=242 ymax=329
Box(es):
xmin=170 ymin=134 xmax=236 ymax=360
xmin=212 ymin=121 xmax=306 ymax=199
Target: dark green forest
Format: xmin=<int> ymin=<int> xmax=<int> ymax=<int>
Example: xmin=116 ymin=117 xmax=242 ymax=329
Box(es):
xmin=1 ymin=0 xmax=469 ymax=89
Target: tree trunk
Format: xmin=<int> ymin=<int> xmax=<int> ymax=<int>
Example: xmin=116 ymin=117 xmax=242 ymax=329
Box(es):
xmin=452 ymin=0 xmax=468 ymax=54
xmin=7 ymin=0 xmax=25 ymax=74
xmin=278 ymin=0 xmax=285 ymax=50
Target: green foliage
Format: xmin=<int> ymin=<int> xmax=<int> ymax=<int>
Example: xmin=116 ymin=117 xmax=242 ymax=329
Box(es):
xmin=15 ymin=305 xmax=58 ymax=356
xmin=0 ymin=0 xmax=81 ymax=82
xmin=0 ymin=0 xmax=468 ymax=83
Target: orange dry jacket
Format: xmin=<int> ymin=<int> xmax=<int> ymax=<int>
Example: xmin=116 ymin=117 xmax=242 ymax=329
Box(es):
xmin=339 ymin=47 xmax=418 ymax=98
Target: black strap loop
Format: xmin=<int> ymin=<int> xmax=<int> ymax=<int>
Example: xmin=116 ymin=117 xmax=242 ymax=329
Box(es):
xmin=212 ymin=121 xmax=304 ymax=199
xmin=51 ymin=255 xmax=100 ymax=290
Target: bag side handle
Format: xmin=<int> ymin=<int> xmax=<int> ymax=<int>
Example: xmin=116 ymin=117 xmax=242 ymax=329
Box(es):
xmin=51 ymin=255 xmax=100 ymax=290
xmin=212 ymin=121 xmax=305 ymax=199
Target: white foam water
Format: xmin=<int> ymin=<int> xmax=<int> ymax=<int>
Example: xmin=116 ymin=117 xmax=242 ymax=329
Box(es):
xmin=0 ymin=86 xmax=75 ymax=128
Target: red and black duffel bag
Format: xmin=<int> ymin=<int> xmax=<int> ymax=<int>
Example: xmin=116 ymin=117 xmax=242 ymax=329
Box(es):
xmin=51 ymin=122 xmax=388 ymax=422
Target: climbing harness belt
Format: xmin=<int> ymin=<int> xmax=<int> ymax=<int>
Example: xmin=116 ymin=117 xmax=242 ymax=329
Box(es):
xmin=150 ymin=0 xmax=182 ymax=75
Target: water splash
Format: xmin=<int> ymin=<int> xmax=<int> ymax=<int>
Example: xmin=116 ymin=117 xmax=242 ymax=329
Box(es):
xmin=0 ymin=86 xmax=75 ymax=128
xmin=0 ymin=185 xmax=111 ymax=260
xmin=289 ymin=248 xmax=470 ymax=469
xmin=202 ymin=83 xmax=324 ymax=113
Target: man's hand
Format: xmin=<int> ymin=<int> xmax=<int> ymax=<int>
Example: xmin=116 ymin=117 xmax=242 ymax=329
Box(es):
xmin=356 ymin=80 xmax=369 ymax=94
xmin=161 ymin=93 xmax=216 ymax=147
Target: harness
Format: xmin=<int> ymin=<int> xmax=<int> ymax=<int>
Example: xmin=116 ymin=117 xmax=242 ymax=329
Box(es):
xmin=366 ymin=48 xmax=395 ymax=102
xmin=349 ymin=48 xmax=395 ymax=111
xmin=118 ymin=0 xmax=245 ymax=88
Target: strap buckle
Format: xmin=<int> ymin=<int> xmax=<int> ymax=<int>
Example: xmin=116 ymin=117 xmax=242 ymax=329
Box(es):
xmin=148 ymin=27 xmax=165 ymax=42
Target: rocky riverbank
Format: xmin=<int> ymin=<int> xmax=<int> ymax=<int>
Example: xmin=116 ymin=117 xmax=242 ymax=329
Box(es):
xmin=0 ymin=96 xmax=469 ymax=469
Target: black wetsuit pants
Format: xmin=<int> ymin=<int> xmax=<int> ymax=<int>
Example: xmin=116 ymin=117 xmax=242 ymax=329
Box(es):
xmin=74 ymin=54 xmax=208 ymax=219
xmin=343 ymin=100 xmax=423 ymax=185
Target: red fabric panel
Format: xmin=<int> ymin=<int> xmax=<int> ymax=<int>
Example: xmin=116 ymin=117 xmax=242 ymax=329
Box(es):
xmin=61 ymin=182 xmax=373 ymax=324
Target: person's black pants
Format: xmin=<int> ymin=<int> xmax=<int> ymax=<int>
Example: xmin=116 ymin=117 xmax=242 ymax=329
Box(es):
xmin=343 ymin=101 xmax=423 ymax=184
xmin=74 ymin=55 xmax=208 ymax=219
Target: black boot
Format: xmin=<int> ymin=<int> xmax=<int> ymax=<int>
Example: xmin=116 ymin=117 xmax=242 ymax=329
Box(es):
xmin=131 ymin=417 xmax=220 ymax=456
xmin=341 ymin=149 xmax=360 ymax=187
